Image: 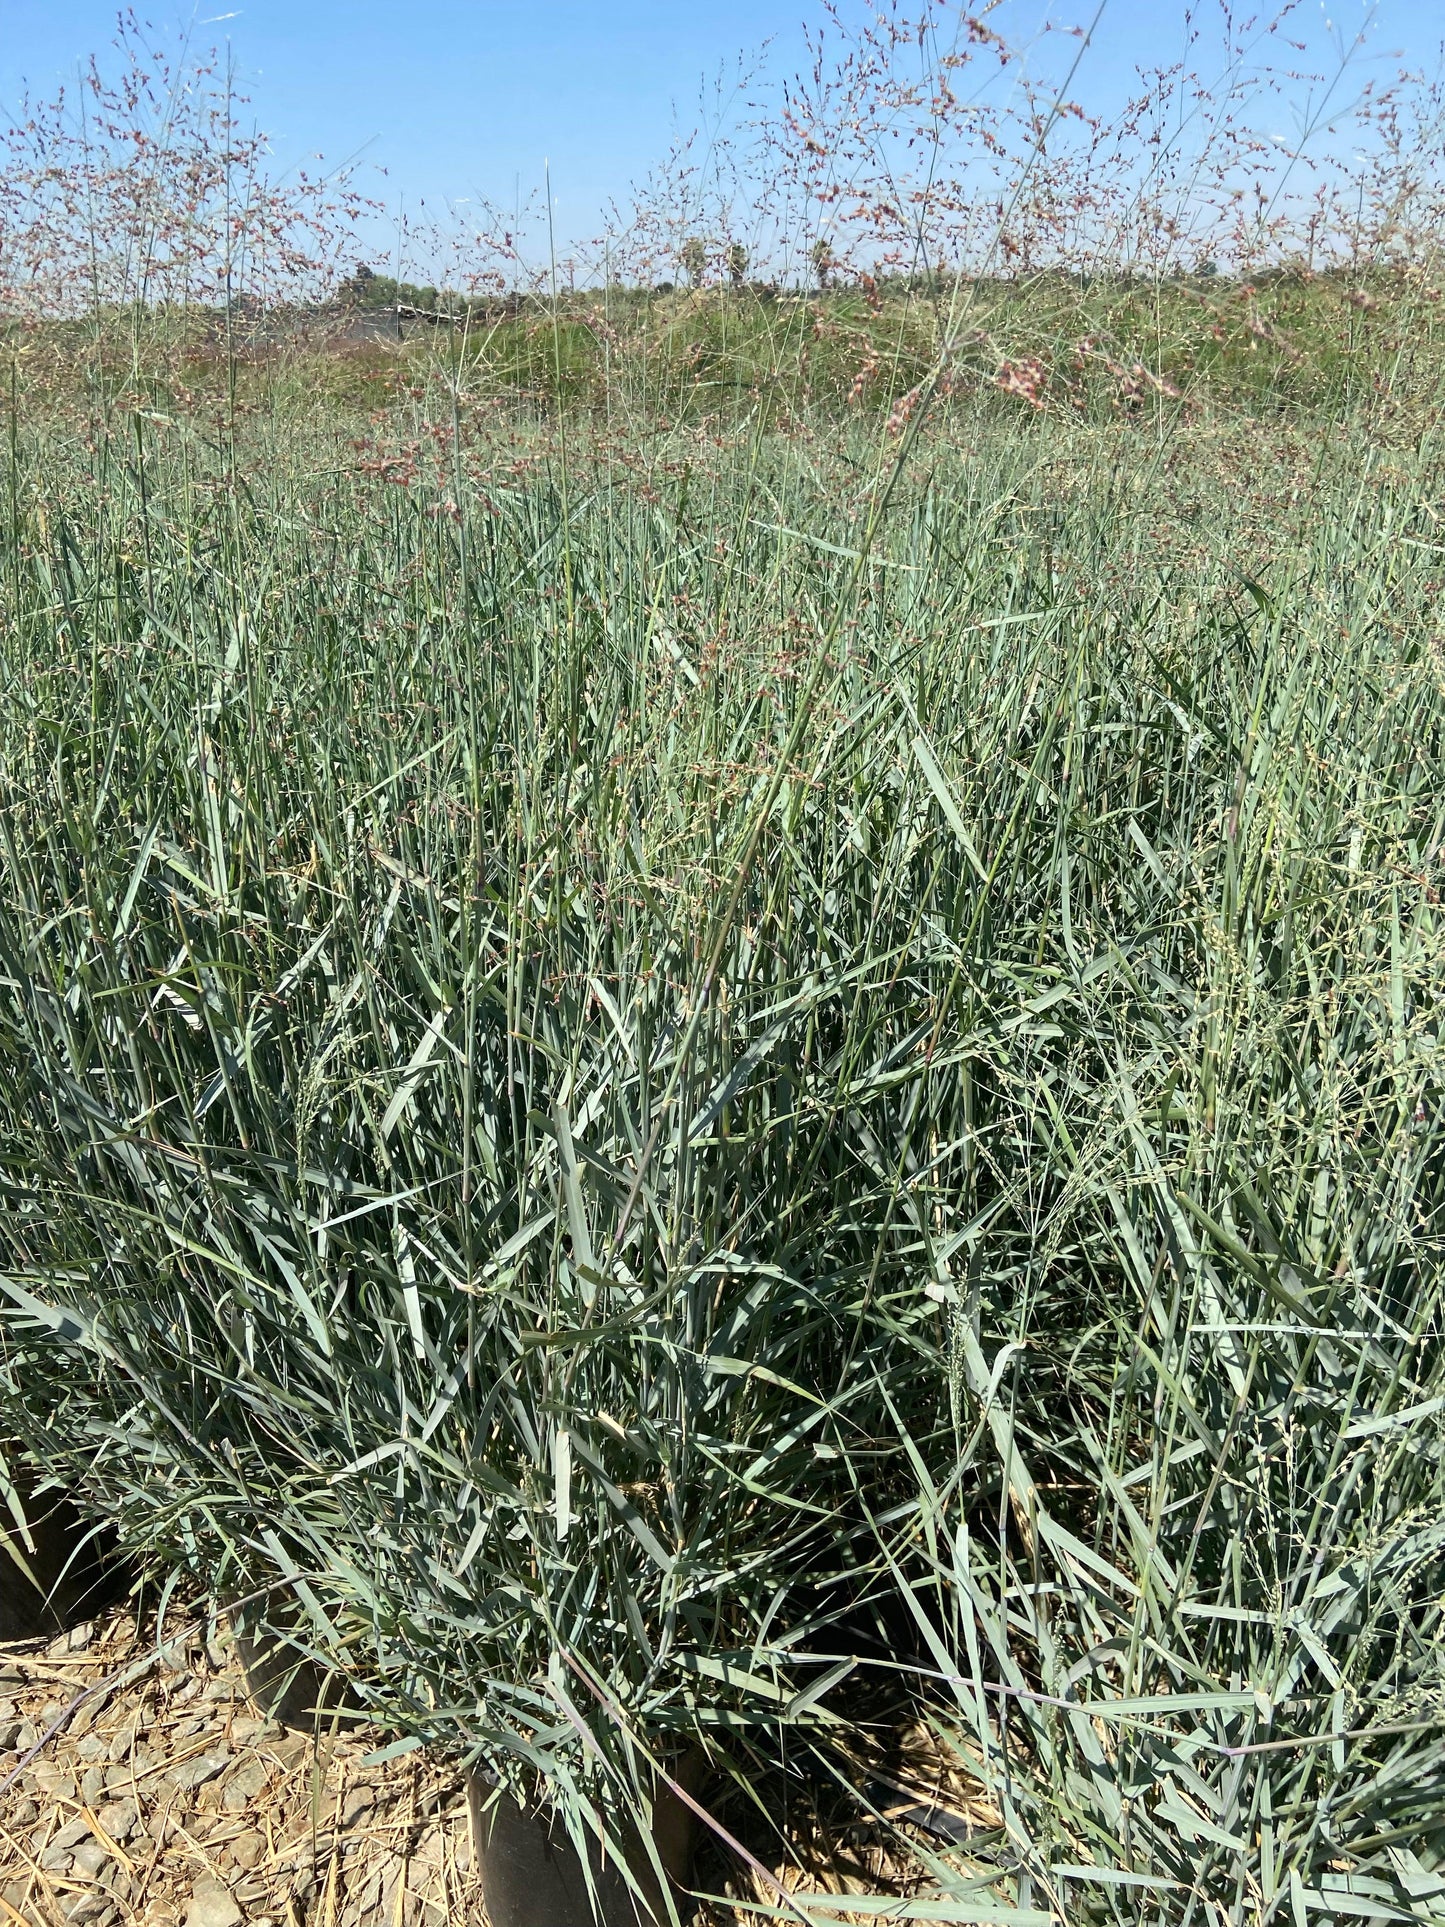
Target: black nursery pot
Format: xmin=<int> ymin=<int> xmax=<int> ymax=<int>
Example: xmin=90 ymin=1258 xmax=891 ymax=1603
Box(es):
xmin=0 ymin=1463 xmax=117 ymax=1641
xmin=223 ymin=1593 xmax=360 ymax=1730
xmin=470 ymin=1761 xmax=702 ymax=1927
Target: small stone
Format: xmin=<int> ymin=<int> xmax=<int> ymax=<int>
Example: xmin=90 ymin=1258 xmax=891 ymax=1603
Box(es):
xmin=60 ymin=1895 xmax=107 ymax=1924
xmin=9 ymin=1798 xmax=36 ymax=1827
xmin=72 ymin=1840 xmax=112 ymax=1880
xmin=341 ymin=1785 xmax=375 ymax=1827
xmin=0 ymin=1717 xmax=24 ymax=1750
xmin=229 ymin=1832 xmax=265 ymax=1872
xmin=182 ymin=1884 xmax=243 ymax=1927
xmin=137 ymin=1808 xmax=171 ymax=1847
xmin=225 ymin=1716 xmax=273 ymax=1746
xmin=12 ymin=1719 xmax=38 ymax=1751
xmin=97 ymin=1798 xmax=138 ymax=1843
xmin=166 ymin=1751 xmax=229 ymax=1792
xmin=75 ymin=1733 xmax=109 ymax=1761
xmin=220 ymin=1759 xmax=271 ymax=1812
xmin=32 ymin=1762 xmax=77 ymax=1800
xmin=48 ymin=1815 xmax=93 ymax=1856
xmin=80 ymin=1764 xmax=107 ymax=1806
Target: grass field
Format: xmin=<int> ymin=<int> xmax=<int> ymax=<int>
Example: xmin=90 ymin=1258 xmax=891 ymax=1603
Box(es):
xmin=1 ymin=140 xmax=1444 ymax=1922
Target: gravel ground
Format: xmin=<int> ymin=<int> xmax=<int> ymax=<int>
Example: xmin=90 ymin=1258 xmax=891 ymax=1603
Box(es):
xmin=0 ymin=1614 xmax=473 ymax=1927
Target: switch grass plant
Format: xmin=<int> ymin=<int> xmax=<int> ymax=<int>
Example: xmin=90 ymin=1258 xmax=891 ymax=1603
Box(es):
xmin=0 ymin=373 xmax=1441 ymax=1919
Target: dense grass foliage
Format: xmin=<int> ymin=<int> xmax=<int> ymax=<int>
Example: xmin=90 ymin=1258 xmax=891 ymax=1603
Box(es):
xmin=0 ymin=344 xmax=1442 ymax=1922
xmin=7 ymin=266 xmax=1441 ymax=433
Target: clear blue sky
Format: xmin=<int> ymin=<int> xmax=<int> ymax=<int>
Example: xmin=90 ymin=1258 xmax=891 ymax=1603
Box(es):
xmin=0 ymin=0 xmax=1436 ymax=256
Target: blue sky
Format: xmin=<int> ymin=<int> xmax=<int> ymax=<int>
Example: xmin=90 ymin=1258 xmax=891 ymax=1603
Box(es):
xmin=0 ymin=0 xmax=1436 ymax=257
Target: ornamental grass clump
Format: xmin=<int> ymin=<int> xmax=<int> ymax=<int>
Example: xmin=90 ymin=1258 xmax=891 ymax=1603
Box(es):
xmin=0 ymin=424 xmax=980 ymax=1888
xmin=1 ymin=403 xmax=1443 ymax=1920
